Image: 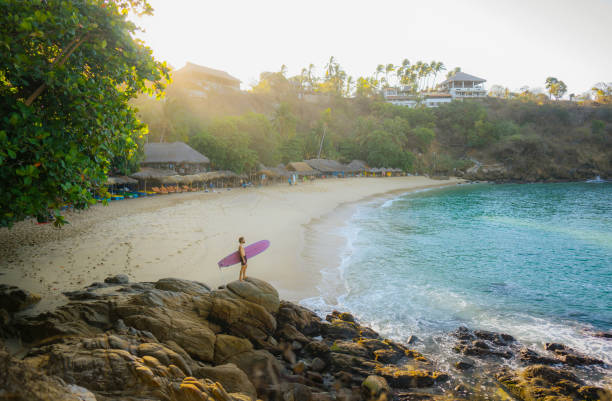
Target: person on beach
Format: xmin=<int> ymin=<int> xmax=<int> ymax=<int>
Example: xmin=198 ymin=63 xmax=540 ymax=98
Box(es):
xmin=238 ymin=236 xmax=247 ymax=281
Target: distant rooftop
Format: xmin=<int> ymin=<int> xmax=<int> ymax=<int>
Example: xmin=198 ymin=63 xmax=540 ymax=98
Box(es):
xmin=174 ymin=62 xmax=241 ymax=83
xmin=143 ymin=142 xmax=210 ymax=164
xmin=441 ymin=71 xmax=486 ymax=84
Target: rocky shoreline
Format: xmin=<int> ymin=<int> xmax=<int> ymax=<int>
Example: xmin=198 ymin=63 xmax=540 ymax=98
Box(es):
xmin=0 ymin=277 xmax=610 ymax=401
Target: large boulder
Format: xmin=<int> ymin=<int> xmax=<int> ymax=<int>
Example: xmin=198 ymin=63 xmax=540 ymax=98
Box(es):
xmin=195 ymin=363 xmax=257 ymax=400
xmin=208 ymin=292 xmax=276 ymax=343
xmin=117 ymin=305 xmax=216 ymax=362
xmin=154 ymin=278 xmax=211 ymax=296
xmin=214 ymin=334 xmax=253 ymax=364
xmin=226 ymin=278 xmax=280 ymax=314
xmin=277 ymin=301 xmax=322 ymax=336
xmin=226 ymin=349 xmax=282 ymax=394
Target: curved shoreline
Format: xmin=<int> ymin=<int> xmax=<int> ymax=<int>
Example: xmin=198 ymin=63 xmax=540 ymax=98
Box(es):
xmin=0 ymin=176 xmax=464 ymax=313
xmin=298 ymin=182 xmax=612 ymax=376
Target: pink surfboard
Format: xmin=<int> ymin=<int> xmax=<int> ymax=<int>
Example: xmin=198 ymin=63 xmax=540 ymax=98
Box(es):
xmin=217 ymin=240 xmax=270 ymax=268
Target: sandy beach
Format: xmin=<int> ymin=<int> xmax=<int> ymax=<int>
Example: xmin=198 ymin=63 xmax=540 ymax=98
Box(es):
xmin=0 ymin=176 xmax=463 ymax=311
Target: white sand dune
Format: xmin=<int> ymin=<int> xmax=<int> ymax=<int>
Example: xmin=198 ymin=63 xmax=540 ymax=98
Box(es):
xmin=0 ymin=176 xmax=463 ymax=311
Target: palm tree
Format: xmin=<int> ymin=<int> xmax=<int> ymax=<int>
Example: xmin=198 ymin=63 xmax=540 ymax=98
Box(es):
xmin=375 ymin=64 xmax=384 ymax=81
xmin=446 ymin=67 xmax=460 ymax=79
xmin=325 ymin=56 xmax=336 ymax=80
xmin=414 ymin=61 xmax=424 ymax=91
xmin=432 ymin=62 xmax=445 ymax=89
xmin=345 ymin=76 xmax=354 ymax=97
xmin=398 ymin=59 xmax=410 ymax=88
xmin=306 ymin=64 xmax=316 ymax=92
xmin=280 ymin=64 xmax=288 ymax=77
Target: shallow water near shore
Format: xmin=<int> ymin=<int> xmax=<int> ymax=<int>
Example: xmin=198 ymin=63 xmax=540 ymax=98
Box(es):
xmin=301 ymin=182 xmax=612 ymax=377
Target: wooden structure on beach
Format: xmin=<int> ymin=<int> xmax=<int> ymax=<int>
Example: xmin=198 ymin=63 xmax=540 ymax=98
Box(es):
xmin=346 ymin=160 xmax=368 ymax=175
xmin=141 ymin=142 xmax=210 ymax=175
xmin=286 ymin=162 xmax=319 ymax=176
xmin=130 ymin=168 xmax=243 ymax=192
xmin=304 ymin=159 xmax=349 ymax=177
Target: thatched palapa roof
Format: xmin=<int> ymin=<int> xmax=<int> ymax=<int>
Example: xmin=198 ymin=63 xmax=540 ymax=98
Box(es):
xmin=259 ymin=164 xmax=291 ymax=178
xmin=346 ymin=160 xmax=368 ymax=173
xmin=105 ymin=176 xmax=138 ymax=185
xmin=304 ymin=159 xmax=347 ymax=173
xmin=129 ymin=168 xmax=176 ymax=180
xmin=142 ymin=142 xmax=210 ymax=165
xmin=286 ymin=162 xmax=318 ymax=175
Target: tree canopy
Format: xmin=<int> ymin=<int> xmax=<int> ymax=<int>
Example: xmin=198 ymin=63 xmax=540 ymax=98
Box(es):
xmin=0 ymin=0 xmax=169 ymax=227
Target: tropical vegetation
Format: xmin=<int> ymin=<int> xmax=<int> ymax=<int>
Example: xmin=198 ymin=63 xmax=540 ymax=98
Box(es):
xmin=0 ymin=0 xmax=169 ymax=227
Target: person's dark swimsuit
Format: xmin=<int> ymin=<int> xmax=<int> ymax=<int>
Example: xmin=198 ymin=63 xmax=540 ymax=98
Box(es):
xmin=240 ymin=247 xmax=247 ymax=266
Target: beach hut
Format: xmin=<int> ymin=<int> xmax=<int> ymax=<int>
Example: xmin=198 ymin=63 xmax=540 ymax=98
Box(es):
xmin=141 ymin=142 xmax=210 ymax=175
xmin=129 ymin=168 xmax=176 ymax=192
xmin=104 ymin=176 xmax=139 ymax=198
xmin=304 ymin=159 xmax=347 ymax=178
xmin=257 ymin=165 xmax=292 ymax=185
xmin=286 ymin=162 xmax=319 ymax=177
xmin=345 ymin=160 xmax=368 ymax=176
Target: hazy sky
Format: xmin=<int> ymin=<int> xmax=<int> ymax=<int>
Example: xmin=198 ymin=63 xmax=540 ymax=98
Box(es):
xmin=134 ymin=0 xmax=612 ymax=94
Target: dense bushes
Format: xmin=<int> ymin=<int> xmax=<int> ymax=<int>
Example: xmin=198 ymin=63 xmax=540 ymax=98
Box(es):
xmin=133 ymin=78 xmax=612 ymax=177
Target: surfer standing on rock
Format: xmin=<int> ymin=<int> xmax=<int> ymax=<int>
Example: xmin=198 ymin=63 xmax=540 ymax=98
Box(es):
xmin=238 ymin=237 xmax=248 ymax=281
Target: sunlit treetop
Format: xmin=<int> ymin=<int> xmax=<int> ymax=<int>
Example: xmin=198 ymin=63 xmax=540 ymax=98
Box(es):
xmin=0 ymin=0 xmax=170 ymax=227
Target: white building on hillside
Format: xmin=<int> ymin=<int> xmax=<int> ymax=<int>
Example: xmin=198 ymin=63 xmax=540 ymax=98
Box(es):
xmin=438 ymin=72 xmax=487 ymax=99
xmin=383 ymin=87 xmax=452 ymax=108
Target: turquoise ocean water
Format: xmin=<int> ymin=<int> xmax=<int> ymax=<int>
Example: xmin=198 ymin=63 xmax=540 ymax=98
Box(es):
xmin=302 ymin=182 xmax=612 ymax=366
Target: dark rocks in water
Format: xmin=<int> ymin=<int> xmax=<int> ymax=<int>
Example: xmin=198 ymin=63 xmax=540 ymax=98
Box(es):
xmin=453 ymin=326 xmax=475 ymax=341
xmin=320 ymin=319 xmax=360 ymax=340
xmin=373 ymin=347 xmax=404 ymax=364
xmin=518 ymin=348 xmax=558 ymax=365
xmin=0 ymin=284 xmax=41 ymax=313
xmin=358 ymin=326 xmax=380 ymax=339
xmin=407 ymin=335 xmax=419 ymax=344
xmin=592 ymin=331 xmax=612 ymax=340
xmin=375 ymin=365 xmax=448 ymax=389
xmin=453 ymin=341 xmax=513 ymax=359
xmin=544 ymin=342 xmax=567 ymax=351
xmin=454 ymin=360 xmax=474 ymax=371
xmin=497 ymin=365 xmax=612 ymax=401
xmin=473 ymin=329 xmax=515 ymax=345
xmin=544 ymin=342 xmax=605 ymax=366
xmin=452 ymin=327 xmax=515 ymax=360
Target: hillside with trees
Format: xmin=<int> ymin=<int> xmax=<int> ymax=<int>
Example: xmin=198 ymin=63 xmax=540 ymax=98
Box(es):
xmin=132 ymin=60 xmax=612 ymax=182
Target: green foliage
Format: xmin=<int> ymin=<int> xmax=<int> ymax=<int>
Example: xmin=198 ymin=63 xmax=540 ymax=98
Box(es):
xmin=591 ymin=120 xmax=605 ymax=136
xmin=545 ymin=77 xmax=568 ymax=100
xmin=0 ymin=0 xmax=169 ymax=227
